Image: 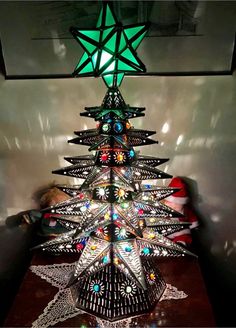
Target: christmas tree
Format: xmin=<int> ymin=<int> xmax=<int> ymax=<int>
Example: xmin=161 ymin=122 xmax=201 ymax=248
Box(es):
xmin=32 ymin=3 xmax=195 ymax=326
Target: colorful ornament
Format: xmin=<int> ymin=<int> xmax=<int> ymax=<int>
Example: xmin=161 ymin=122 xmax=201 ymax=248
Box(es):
xmin=102 ymin=123 xmax=111 ymax=133
xmin=129 ymin=149 xmax=135 ymax=158
xmin=114 ymin=152 xmax=126 ymax=164
xmin=100 ymin=152 xmax=110 ymax=163
xmin=90 ymin=280 xmax=104 ymax=295
xmin=76 ymin=243 xmax=84 ymax=251
xmin=113 ymin=122 xmax=123 ymax=133
xmin=96 ymin=187 xmax=109 ymax=200
xmin=126 ymin=122 xmax=131 ymax=129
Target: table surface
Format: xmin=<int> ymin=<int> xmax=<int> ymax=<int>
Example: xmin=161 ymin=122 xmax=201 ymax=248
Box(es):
xmin=4 ymin=252 xmax=215 ymax=327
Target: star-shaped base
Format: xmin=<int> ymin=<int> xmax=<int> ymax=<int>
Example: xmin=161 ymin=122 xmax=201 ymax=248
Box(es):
xmin=31 ymin=263 xmax=187 ymax=328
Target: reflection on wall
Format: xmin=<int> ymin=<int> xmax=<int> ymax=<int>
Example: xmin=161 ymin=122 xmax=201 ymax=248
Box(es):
xmin=0 ymin=73 xmax=236 ymax=324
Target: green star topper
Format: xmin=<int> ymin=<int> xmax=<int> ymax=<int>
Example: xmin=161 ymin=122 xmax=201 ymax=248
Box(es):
xmin=70 ymin=3 xmax=150 ymax=88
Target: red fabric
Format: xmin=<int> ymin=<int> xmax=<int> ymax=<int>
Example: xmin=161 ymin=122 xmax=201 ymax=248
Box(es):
xmin=168 ymin=206 xmax=199 ymax=246
xmin=172 ymin=234 xmax=192 ymax=245
xmin=168 ymin=177 xmax=188 ymax=198
xmin=43 ymin=213 xmax=60 ymax=219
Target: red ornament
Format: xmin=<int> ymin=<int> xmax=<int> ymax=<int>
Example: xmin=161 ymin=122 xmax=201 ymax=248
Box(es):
xmin=101 ymin=153 xmax=109 ymax=162
xmin=76 ymin=243 xmax=84 ymax=251
xmin=138 ymin=209 xmax=144 ymax=215
xmin=79 ymin=193 xmax=84 ymax=199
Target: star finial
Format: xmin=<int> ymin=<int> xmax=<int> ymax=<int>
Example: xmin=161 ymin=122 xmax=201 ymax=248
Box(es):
xmin=70 ymin=3 xmax=149 ymax=88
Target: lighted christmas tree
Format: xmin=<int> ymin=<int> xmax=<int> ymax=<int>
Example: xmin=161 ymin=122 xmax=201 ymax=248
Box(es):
xmin=31 ymin=3 xmax=195 ymax=326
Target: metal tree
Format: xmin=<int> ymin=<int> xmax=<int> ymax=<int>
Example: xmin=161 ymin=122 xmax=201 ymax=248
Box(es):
xmin=32 ymin=3 xmax=194 ymax=324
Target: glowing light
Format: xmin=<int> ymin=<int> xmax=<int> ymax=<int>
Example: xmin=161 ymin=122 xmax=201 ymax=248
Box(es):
xmin=93 ymin=284 xmax=100 ymax=292
xmin=125 ymin=286 xmax=132 ymax=293
xmin=103 ymin=256 xmax=108 ymax=264
xmin=126 ymin=122 xmax=131 ymax=129
xmin=129 ymin=150 xmax=135 ymax=158
xmin=76 ymin=243 xmax=84 ymax=251
xmin=149 ymin=273 xmax=155 ymax=280
xmin=119 ymin=228 xmax=127 ymax=237
xmin=114 ymin=122 xmax=123 ymax=133
xmin=80 ymin=206 xmax=87 ymax=212
xmin=118 ymin=189 xmax=125 ymax=197
xmin=98 ymin=188 xmax=105 ymax=196
xmin=121 ymin=202 xmax=129 ymax=209
xmin=149 ymin=233 xmax=155 ymax=239
xmin=142 ymin=247 xmax=150 ymax=255
xmin=112 ymin=213 xmax=118 ymax=220
xmin=102 ymin=123 xmax=111 ymax=133
xmin=125 ymin=246 xmax=132 ymax=252
xmin=161 ymin=122 xmax=169 ymax=134
xmin=114 ymin=258 xmax=119 ymax=265
xmin=176 ymin=134 xmax=183 ymax=145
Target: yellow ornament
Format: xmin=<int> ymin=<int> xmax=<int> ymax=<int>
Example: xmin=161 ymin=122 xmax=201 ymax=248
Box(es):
xmin=149 ymin=233 xmax=155 ymax=239
xmin=118 ymin=189 xmax=125 ymax=197
xmin=149 ymin=273 xmax=155 ymax=280
xmin=117 ymin=153 xmax=124 ymax=162
xmin=114 ymin=258 xmax=119 ymax=265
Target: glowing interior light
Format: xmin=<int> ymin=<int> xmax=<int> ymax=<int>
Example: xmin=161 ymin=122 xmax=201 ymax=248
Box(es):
xmin=149 ymin=273 xmax=155 ymax=280
xmin=126 ymin=286 xmax=132 ymax=293
xmin=176 ymin=134 xmax=184 ymax=145
xmin=119 ymin=228 xmax=127 ymax=236
xmin=161 ymin=122 xmax=169 ymax=134
xmin=117 ymin=153 xmax=124 ymax=162
xmin=149 ymin=233 xmax=155 ymax=239
xmin=80 ymin=206 xmax=87 ymax=212
xmin=118 ymin=189 xmax=125 ymax=197
xmin=98 ymin=188 xmax=106 ymax=196
xmin=121 ymin=202 xmax=129 ymax=209
xmin=129 ymin=150 xmax=135 ymax=157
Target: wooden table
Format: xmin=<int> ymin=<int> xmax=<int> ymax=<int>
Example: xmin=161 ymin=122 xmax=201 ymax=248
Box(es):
xmin=4 ymin=253 xmax=215 ymax=327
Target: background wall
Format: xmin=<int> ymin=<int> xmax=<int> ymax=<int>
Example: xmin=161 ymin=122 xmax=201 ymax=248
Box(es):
xmin=0 ymin=74 xmax=235 ymax=325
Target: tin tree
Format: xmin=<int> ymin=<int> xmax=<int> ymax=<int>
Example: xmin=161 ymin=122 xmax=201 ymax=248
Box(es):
xmin=32 ymin=3 xmax=194 ymax=327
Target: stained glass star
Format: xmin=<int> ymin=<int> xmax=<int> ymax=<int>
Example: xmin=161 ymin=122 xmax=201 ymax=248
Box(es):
xmin=70 ymin=3 xmax=150 ymax=88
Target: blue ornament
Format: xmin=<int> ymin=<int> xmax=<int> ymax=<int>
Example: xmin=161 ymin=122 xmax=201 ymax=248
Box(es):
xmin=144 ymin=184 xmax=151 ymax=189
xmin=113 ymin=122 xmax=123 ymax=133
xmin=85 ymin=202 xmax=90 ymax=209
xmin=93 ymin=284 xmax=101 ymax=292
xmin=103 ymin=256 xmax=108 ymax=264
xmin=112 ymin=213 xmax=118 ymax=220
xmin=142 ymin=247 xmax=150 ymax=255
xmin=129 ymin=150 xmax=135 ymax=158
xmin=125 ymin=246 xmax=132 ymax=252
